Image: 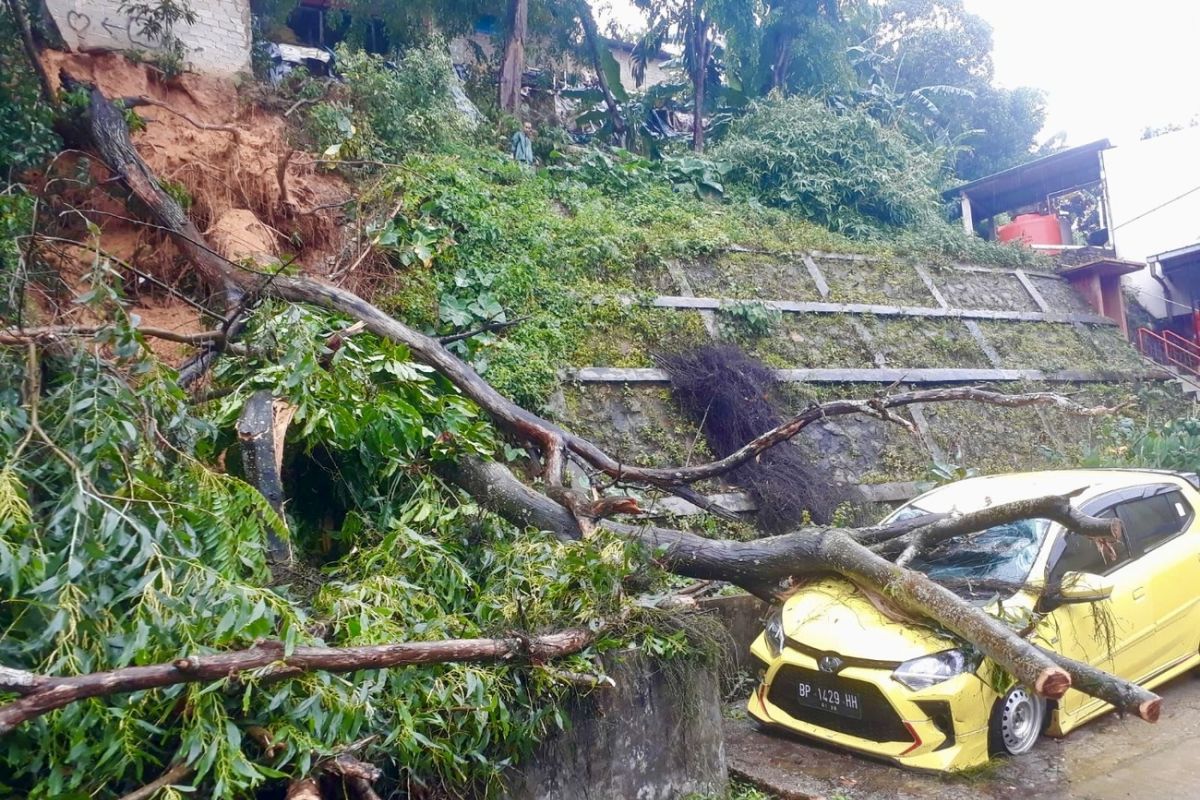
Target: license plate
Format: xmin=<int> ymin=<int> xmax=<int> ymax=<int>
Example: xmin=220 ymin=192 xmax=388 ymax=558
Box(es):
xmin=796 ymin=680 xmax=863 ymax=719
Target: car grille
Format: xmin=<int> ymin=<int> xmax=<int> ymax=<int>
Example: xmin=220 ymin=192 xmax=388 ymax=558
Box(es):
xmin=766 ymin=664 xmax=911 ymax=743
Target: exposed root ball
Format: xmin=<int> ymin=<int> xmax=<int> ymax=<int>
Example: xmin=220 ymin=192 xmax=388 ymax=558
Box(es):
xmin=658 ymin=344 xmax=847 ymax=530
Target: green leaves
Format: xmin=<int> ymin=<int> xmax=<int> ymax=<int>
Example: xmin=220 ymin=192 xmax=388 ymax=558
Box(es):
xmin=713 ymin=95 xmax=941 ymax=233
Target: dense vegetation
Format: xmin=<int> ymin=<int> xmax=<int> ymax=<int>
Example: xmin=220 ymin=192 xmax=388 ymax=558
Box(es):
xmin=0 ymin=1 xmax=1189 ymax=799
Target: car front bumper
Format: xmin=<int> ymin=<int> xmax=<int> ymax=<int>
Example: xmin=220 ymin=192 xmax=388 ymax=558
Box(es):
xmin=747 ymin=633 xmax=996 ymax=772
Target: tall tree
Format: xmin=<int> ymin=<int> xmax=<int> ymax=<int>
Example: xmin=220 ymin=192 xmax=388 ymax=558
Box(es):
xmin=862 ymin=0 xmax=1047 ymax=180
xmin=498 ymin=0 xmax=528 ymax=115
xmin=575 ymin=0 xmax=627 ymax=140
xmin=636 ymin=0 xmax=722 ymax=151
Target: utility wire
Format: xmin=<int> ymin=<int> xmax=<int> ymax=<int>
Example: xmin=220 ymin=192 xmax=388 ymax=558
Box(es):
xmin=1112 ymin=182 xmax=1200 ymax=232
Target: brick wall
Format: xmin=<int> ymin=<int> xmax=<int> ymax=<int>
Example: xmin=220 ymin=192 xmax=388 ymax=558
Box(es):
xmin=45 ymin=0 xmax=251 ymax=76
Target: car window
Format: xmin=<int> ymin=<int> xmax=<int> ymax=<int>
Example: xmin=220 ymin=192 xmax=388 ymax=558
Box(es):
xmin=1047 ymin=508 xmax=1130 ymax=582
xmin=907 ymin=518 xmax=1051 ymax=584
xmin=1116 ymin=491 xmax=1194 ymax=554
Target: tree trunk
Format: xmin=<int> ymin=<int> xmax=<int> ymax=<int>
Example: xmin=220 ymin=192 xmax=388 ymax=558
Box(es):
xmin=690 ymin=16 xmax=709 ymax=152
xmin=576 ymin=0 xmax=626 ymax=140
xmin=498 ymin=0 xmax=528 ymax=116
xmin=448 ymin=455 xmax=1159 ymax=717
xmin=236 ymin=389 xmax=293 ymax=562
xmin=771 ymin=38 xmax=792 ymax=91
xmin=3 ymin=0 xmax=57 ymax=108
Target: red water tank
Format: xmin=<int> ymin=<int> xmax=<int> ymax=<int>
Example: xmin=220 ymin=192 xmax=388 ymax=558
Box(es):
xmin=997 ymin=213 xmax=1064 ymax=252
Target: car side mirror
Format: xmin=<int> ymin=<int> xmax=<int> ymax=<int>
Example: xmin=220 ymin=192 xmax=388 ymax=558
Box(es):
xmin=1058 ymin=571 xmax=1114 ymax=603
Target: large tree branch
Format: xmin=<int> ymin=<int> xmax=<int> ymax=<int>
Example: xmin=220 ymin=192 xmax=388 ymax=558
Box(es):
xmin=0 ymin=629 xmax=594 ymax=735
xmin=450 ymin=456 xmax=1156 ymax=718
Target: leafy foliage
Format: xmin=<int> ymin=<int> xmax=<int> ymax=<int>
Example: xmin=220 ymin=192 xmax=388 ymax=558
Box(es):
xmin=717 ymin=300 xmax=781 ymax=338
xmin=118 ymin=0 xmax=198 ymax=76
xmin=0 ymin=5 xmax=61 ymax=177
xmin=714 ymin=95 xmax=941 ymax=232
xmin=306 ymin=42 xmax=468 ymax=160
xmin=0 ymin=289 xmax=692 ymax=797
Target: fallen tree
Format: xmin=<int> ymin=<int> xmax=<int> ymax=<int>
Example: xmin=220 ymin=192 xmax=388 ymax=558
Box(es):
xmin=72 ymin=81 xmax=1158 ymax=703
xmin=0 ymin=80 xmax=1163 ymax=794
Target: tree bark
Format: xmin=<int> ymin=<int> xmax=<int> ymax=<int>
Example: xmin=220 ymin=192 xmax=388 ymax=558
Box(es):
xmin=448 ymin=456 xmax=1159 ymax=717
xmin=3 ymin=0 xmax=57 ymax=109
xmin=236 ymin=389 xmax=292 ymax=562
xmin=0 ymin=629 xmax=595 ymax=734
xmin=576 ymin=0 xmax=627 ymax=140
xmin=687 ymin=9 xmax=711 ymax=153
xmin=499 ymin=0 xmax=528 ymax=116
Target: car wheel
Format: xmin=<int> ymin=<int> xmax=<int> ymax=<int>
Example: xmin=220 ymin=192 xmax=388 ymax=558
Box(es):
xmin=988 ymin=687 xmax=1046 ymax=756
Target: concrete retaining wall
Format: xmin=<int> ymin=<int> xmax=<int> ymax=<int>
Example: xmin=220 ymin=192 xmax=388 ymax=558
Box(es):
xmin=46 ymin=0 xmax=251 ymax=75
xmin=505 ymin=652 xmax=727 ymax=800
xmin=699 ymin=594 xmax=769 ymax=680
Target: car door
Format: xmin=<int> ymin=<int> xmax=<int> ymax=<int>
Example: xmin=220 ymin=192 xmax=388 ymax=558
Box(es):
xmin=1039 ymin=506 xmax=1148 ymax=720
xmin=1116 ymin=489 xmax=1200 ymax=673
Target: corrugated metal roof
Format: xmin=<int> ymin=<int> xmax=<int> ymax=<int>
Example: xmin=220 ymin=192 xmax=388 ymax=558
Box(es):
xmin=943 ymin=139 xmax=1111 ymax=220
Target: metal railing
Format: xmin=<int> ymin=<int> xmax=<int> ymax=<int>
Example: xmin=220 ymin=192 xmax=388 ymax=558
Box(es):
xmin=1137 ymin=327 xmax=1200 ymax=377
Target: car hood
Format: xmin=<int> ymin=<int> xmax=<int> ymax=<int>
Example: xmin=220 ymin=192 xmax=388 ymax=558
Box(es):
xmin=781 ymin=577 xmax=958 ymax=663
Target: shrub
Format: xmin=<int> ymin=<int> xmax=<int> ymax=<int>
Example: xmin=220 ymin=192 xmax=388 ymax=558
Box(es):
xmin=312 ymin=41 xmax=467 ymax=159
xmin=713 ymin=95 xmax=940 ymax=234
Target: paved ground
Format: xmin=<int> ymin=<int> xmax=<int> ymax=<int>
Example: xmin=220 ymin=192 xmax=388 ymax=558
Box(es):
xmin=726 ymin=671 xmax=1200 ymax=800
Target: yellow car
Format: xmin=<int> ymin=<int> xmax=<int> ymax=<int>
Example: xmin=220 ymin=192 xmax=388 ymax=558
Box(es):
xmin=747 ymin=469 xmax=1200 ymax=771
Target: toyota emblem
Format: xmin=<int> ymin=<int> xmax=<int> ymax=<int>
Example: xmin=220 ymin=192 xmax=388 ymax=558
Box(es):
xmin=818 ymin=655 xmax=844 ymax=674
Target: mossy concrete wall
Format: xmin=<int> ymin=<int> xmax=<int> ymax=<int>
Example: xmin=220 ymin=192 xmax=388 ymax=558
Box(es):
xmin=556 ymin=251 xmax=1197 ymax=505
xmin=699 ymin=594 xmax=770 ymax=680
xmin=504 ymin=652 xmax=727 ymax=800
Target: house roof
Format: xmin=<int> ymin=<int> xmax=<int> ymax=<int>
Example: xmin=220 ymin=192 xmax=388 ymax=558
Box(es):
xmin=1150 ymin=241 xmax=1200 ymax=273
xmin=942 ymin=139 xmax=1111 ymax=220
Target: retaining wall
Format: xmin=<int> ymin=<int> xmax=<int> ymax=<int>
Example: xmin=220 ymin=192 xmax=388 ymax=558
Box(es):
xmin=505 ymin=652 xmax=727 ymax=800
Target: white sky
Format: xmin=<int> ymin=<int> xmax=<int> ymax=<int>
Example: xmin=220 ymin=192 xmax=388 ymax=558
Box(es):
xmin=597 ymin=0 xmax=1200 ymax=147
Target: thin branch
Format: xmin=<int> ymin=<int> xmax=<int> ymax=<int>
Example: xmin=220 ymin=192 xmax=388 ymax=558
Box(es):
xmin=0 ymin=325 xmax=225 ymax=346
xmin=437 ymin=315 xmax=528 ymax=345
xmin=30 ymin=236 xmax=224 ymax=321
xmin=0 ymin=629 xmax=596 ymax=735
xmin=116 ymin=763 xmax=193 ymax=800
xmin=120 ymin=96 xmax=242 ymax=143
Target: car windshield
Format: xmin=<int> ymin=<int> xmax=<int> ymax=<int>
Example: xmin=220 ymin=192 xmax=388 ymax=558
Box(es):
xmin=891 ymin=506 xmax=1052 ymax=585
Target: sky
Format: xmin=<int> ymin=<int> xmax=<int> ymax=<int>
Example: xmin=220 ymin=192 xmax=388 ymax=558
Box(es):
xmin=596 ymin=0 xmax=1200 ymax=147
xmin=963 ymin=0 xmax=1200 ymax=146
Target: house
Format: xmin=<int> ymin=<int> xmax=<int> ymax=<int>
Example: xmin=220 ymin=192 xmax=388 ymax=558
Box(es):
xmin=944 ymin=130 xmax=1200 ymax=370
xmin=943 ymin=140 xmax=1142 ymax=336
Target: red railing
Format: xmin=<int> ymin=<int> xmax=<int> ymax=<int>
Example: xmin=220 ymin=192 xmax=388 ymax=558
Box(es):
xmin=1137 ymin=327 xmax=1200 ymax=377
xmin=1163 ymin=330 xmax=1200 ymax=361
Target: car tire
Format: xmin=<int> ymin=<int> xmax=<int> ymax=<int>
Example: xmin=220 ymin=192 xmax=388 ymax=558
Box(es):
xmin=988 ymin=686 xmax=1046 ymax=757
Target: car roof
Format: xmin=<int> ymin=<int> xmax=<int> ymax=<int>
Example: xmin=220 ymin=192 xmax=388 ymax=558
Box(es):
xmin=905 ymin=469 xmax=1199 ymax=514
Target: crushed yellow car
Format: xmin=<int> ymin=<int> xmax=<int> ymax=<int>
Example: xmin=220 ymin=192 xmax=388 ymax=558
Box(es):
xmin=748 ymin=469 xmax=1200 ymax=771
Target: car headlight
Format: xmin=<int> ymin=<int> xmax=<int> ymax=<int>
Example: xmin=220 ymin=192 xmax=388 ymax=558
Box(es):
xmin=764 ymin=607 xmax=786 ymax=658
xmin=891 ymin=649 xmax=974 ymax=691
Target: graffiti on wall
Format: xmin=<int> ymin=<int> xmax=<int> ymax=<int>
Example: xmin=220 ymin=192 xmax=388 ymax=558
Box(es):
xmin=59 ymin=8 xmax=164 ymax=50
xmin=45 ymin=0 xmax=252 ymax=76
